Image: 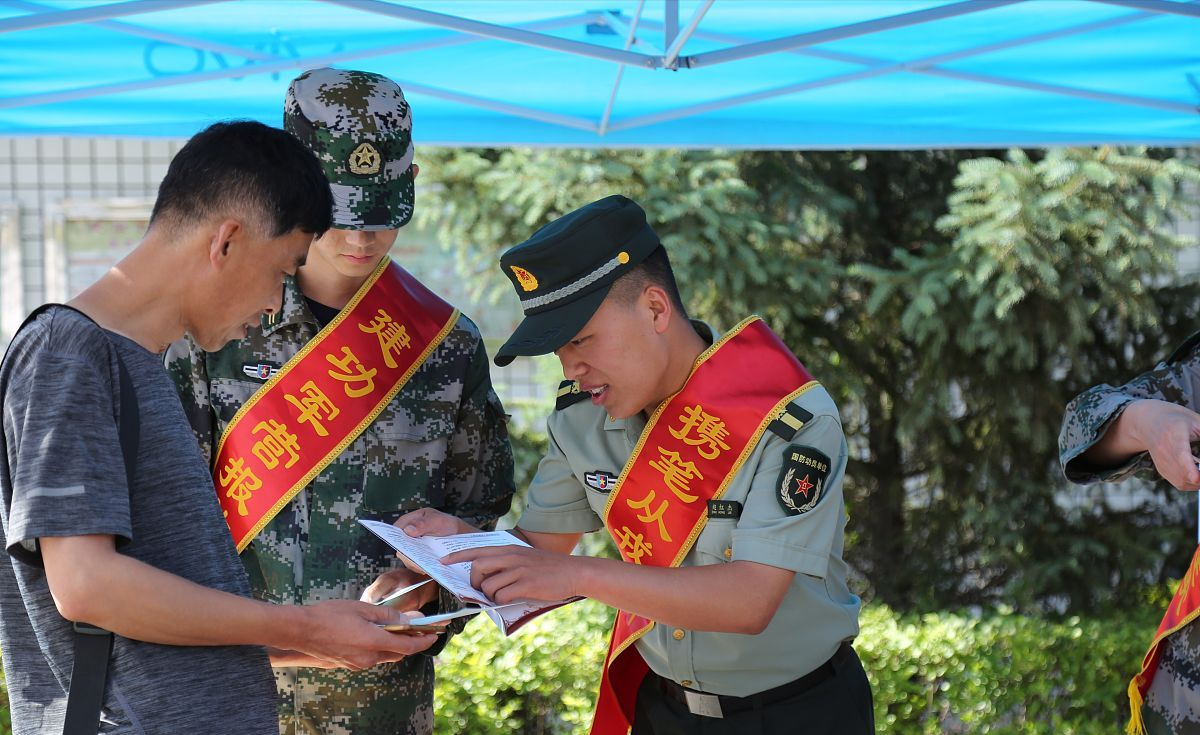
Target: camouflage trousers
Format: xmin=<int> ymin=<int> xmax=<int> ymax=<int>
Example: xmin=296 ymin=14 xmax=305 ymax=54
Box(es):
xmin=1144 ymin=620 xmax=1200 ymax=735
xmin=274 ymin=656 xmax=434 ymax=735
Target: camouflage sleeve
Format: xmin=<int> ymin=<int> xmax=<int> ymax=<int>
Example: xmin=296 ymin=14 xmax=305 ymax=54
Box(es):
xmin=437 ymin=334 xmax=516 ymax=529
xmin=162 ymin=335 xmax=218 ymax=467
xmin=1059 ymin=347 xmax=1200 ymax=484
xmin=424 ymin=323 xmax=515 ymax=651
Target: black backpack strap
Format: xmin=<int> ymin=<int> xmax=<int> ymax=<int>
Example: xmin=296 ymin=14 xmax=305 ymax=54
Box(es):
xmin=62 ymin=621 xmax=114 ymax=735
xmin=0 ymin=304 xmax=139 ymax=735
xmin=63 ymin=344 xmax=138 ymax=735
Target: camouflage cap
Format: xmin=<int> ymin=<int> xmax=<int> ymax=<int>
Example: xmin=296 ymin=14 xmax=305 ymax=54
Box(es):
xmin=284 ymin=68 xmax=414 ymax=231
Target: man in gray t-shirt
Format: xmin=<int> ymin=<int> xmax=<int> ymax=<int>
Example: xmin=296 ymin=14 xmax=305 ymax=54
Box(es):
xmin=0 ymin=309 xmax=282 ymax=733
xmin=0 ymin=121 xmax=437 ymax=735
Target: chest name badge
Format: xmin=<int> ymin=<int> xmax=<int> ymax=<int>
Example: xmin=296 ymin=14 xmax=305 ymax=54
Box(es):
xmin=584 ymin=470 xmax=619 ymax=493
xmin=706 ymin=500 xmax=742 ymax=520
xmin=242 ymin=362 xmax=281 ymax=381
xmin=777 ymin=445 xmax=830 ymax=516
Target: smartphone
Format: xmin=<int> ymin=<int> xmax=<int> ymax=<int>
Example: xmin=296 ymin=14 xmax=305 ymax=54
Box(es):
xmin=378 ymin=622 xmax=446 ymax=634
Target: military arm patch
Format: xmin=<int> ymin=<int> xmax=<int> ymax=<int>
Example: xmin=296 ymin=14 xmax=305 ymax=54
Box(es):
xmin=584 ymin=470 xmax=618 ymax=492
xmin=777 ymin=444 xmax=831 ymax=516
xmin=555 ymin=380 xmax=591 ymax=410
xmin=767 ymin=403 xmax=815 ymax=441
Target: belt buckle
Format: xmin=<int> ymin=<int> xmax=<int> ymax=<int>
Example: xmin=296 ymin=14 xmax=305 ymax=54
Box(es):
xmin=683 ymin=690 xmax=724 ymax=718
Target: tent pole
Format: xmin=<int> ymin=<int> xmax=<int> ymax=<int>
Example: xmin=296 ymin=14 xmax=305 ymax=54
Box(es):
xmin=664 ymin=0 xmax=678 ymax=51
xmin=599 ymin=1 xmax=647 ymax=137
xmin=0 ymin=0 xmax=276 ymax=60
xmin=663 ymin=0 xmax=714 ymax=69
xmin=321 ymin=0 xmax=658 ymax=68
xmin=0 ymin=0 xmax=221 ymax=34
xmin=1091 ymin=0 xmax=1200 ymax=18
xmin=0 ymin=12 xmax=596 ymax=110
xmin=686 ymin=0 xmax=1022 ymax=69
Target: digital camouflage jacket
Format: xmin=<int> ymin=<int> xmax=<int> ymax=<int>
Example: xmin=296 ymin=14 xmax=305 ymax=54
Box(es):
xmin=165 ymin=273 xmax=515 ymax=735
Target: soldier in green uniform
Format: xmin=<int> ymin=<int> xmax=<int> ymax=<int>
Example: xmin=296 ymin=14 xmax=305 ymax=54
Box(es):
xmin=398 ymin=195 xmax=873 ymax=734
xmin=164 ymin=68 xmax=515 ymax=735
xmin=1060 ymin=333 xmax=1200 ymax=735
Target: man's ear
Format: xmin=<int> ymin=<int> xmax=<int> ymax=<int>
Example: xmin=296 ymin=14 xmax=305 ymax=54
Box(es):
xmin=209 ymin=219 xmax=242 ymax=269
xmin=643 ymin=284 xmax=673 ymax=335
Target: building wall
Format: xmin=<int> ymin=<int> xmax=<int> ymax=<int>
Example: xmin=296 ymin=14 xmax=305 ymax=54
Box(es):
xmin=0 ymin=136 xmax=553 ymax=420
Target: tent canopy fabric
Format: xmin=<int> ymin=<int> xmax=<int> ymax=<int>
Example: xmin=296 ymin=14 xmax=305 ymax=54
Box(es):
xmin=1 ymin=0 xmax=1198 ymax=149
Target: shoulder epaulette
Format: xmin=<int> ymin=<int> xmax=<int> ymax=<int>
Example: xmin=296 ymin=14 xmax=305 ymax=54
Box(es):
xmin=1166 ymin=330 xmax=1200 ymax=365
xmin=555 ymin=380 xmax=590 ymax=411
xmin=766 ymin=402 xmax=814 ymax=441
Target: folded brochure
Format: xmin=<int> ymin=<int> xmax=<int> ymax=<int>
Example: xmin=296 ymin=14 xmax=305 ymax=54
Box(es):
xmin=359 ymin=519 xmax=578 ymax=635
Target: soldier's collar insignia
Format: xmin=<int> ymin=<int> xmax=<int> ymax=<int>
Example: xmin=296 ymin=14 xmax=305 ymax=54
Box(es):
xmin=511 ymin=265 xmax=539 ymax=292
xmin=348 ymin=141 xmax=382 ymax=175
xmin=777 ymin=444 xmax=831 ymax=516
xmin=584 ymin=470 xmax=618 ymax=493
xmin=555 ymin=379 xmax=589 ymax=410
xmin=242 ymin=362 xmax=281 ymax=381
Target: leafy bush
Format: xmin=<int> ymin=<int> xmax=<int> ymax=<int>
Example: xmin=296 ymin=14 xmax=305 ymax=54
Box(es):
xmin=434 ymin=599 xmax=613 ymax=735
xmin=0 ymin=600 xmax=1165 ymax=734
xmin=434 ymin=601 xmax=1165 ymax=735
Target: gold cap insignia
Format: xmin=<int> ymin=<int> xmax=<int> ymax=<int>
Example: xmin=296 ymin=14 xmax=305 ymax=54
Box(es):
xmin=511 ymin=265 xmax=539 ymax=292
xmin=348 ymin=142 xmax=381 ymax=175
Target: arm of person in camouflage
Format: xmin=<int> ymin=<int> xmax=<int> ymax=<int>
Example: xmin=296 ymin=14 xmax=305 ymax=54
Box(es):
xmin=163 ymin=335 xmax=218 ymax=465
xmin=420 ymin=328 xmax=516 ymax=652
xmin=1059 ymin=339 xmax=1200 ymax=488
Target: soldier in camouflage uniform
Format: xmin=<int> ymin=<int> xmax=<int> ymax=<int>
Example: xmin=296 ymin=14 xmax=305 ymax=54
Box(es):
xmin=1060 ymin=331 xmax=1200 ymax=735
xmin=164 ymin=68 xmax=515 ymax=735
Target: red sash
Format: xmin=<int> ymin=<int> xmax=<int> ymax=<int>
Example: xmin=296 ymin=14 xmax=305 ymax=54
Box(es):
xmin=212 ymin=259 xmax=458 ymax=552
xmin=1127 ymin=546 xmax=1200 ymax=734
xmin=590 ymin=316 xmax=818 ymax=735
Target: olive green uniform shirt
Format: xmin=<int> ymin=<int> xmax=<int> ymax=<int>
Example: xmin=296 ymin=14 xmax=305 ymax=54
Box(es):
xmin=164 ymin=273 xmax=515 ymax=735
xmin=518 ymin=323 xmax=860 ymax=697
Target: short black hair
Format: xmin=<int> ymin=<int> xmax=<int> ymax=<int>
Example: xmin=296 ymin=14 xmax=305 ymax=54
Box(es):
xmin=150 ymin=120 xmax=332 ymax=238
xmin=609 ymin=246 xmax=688 ymax=318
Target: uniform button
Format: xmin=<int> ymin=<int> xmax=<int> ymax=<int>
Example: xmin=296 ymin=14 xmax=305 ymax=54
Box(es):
xmin=672 ymin=629 xmax=686 ymax=641
xmin=681 ymin=680 xmax=693 ymax=687
xmin=723 ymin=547 xmax=732 ymax=560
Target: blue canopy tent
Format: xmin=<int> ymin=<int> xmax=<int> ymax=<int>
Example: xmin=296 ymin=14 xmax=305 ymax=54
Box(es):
xmin=0 ymin=0 xmax=1198 ymax=148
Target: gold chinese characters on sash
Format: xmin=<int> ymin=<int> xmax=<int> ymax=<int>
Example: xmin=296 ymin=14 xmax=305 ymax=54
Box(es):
xmin=212 ymin=259 xmax=458 ymax=552
xmin=590 ymin=316 xmax=818 ymax=735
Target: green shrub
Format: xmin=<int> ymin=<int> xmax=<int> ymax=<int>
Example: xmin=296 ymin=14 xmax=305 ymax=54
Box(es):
xmin=434 ymin=601 xmax=1165 ymax=735
xmin=434 ymin=599 xmax=613 ymax=735
xmin=0 ymin=602 xmax=1164 ymax=734
xmin=857 ymin=604 xmax=1161 ymax=735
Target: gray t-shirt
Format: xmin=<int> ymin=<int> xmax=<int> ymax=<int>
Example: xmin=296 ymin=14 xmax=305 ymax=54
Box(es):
xmin=0 ymin=307 xmax=278 ymax=734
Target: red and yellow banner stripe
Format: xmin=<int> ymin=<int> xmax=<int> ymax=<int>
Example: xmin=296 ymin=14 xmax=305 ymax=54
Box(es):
xmin=1127 ymin=546 xmax=1200 ymax=734
xmin=212 ymin=259 xmax=458 ymax=552
xmin=590 ymin=316 xmax=817 ymax=735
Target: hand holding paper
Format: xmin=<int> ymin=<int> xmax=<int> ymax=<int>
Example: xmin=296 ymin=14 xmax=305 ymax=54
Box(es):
xmin=359 ymin=519 xmax=578 ymax=635
xmin=441 ymin=544 xmax=583 ymax=606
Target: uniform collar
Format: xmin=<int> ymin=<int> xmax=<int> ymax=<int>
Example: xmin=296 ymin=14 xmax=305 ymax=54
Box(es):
xmin=261 ymin=276 xmax=318 ymax=337
xmin=604 ymin=415 xmax=627 ymax=431
xmin=691 ymin=319 xmax=717 ymax=346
